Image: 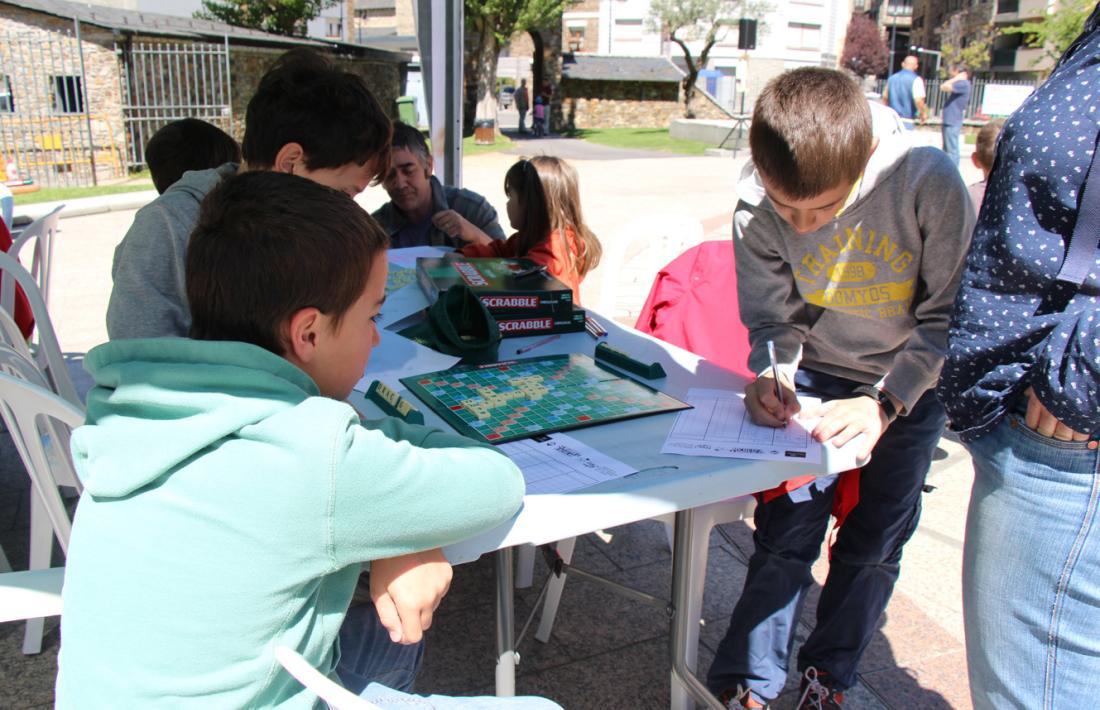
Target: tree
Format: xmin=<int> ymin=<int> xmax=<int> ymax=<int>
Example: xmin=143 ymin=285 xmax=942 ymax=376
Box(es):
xmin=195 ymin=0 xmax=338 ymax=37
xmin=1004 ymin=0 xmax=1092 ymax=70
xmin=841 ymin=12 xmax=888 ymax=78
xmin=464 ymin=0 xmax=571 ymax=133
xmin=648 ymin=0 xmax=770 ymax=118
xmin=937 ymin=12 xmax=995 ymax=76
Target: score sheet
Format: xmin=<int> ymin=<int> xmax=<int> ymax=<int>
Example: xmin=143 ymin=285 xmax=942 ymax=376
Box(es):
xmin=661 ymin=388 xmax=823 ymax=463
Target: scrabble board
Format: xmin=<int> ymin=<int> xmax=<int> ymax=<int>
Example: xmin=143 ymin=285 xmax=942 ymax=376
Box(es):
xmin=385 ymin=265 xmax=419 ymax=295
xmin=400 ymin=354 xmax=691 ymax=444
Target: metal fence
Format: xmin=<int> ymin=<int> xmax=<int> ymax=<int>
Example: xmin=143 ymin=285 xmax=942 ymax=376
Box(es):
xmin=0 ymin=29 xmax=117 ymax=188
xmin=115 ymin=39 xmax=233 ymax=171
xmin=871 ymin=76 xmax=1040 ymax=120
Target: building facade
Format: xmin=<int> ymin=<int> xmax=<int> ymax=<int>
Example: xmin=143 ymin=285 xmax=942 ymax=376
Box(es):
xmin=556 ymin=0 xmax=852 ymax=113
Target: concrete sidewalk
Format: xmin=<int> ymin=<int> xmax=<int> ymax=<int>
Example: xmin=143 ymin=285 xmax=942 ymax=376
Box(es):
xmin=1 ymin=141 xmax=979 ymax=708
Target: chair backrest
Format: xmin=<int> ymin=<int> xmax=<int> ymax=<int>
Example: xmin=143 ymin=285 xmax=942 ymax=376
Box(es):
xmin=274 ymin=645 xmax=384 ymax=710
xmin=8 ymin=202 xmax=62 ymax=308
xmin=9 ymin=204 xmax=63 ymax=308
xmin=0 ymin=307 xmax=32 ymax=361
xmin=0 ymin=250 xmax=79 ymax=406
xmin=0 ymin=342 xmax=82 ymax=490
xmin=0 ymin=369 xmax=85 ymax=554
xmin=595 ymin=213 xmax=704 ymax=320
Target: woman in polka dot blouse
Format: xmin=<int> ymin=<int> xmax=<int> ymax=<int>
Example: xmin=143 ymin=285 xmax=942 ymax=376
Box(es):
xmin=938 ymin=6 xmax=1100 ymax=708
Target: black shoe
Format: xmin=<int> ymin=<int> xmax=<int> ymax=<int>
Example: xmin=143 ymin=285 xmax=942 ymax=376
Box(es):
xmin=795 ymin=667 xmax=844 ymax=709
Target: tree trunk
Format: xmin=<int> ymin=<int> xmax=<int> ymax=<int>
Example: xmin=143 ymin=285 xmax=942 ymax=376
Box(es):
xmin=671 ymin=36 xmax=697 ymax=119
xmin=473 ymin=21 xmax=500 ymax=126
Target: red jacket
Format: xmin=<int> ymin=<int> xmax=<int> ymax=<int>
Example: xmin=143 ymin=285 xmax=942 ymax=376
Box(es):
xmin=0 ymin=220 xmax=35 ymax=339
xmin=460 ymin=227 xmax=584 ymax=305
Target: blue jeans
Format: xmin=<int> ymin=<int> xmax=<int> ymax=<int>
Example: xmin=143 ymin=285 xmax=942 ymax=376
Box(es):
xmin=362 ymin=684 xmax=563 ymax=709
xmin=963 ymin=413 xmax=1100 ymax=709
xmin=706 ymin=369 xmax=946 ymax=701
xmin=337 ymin=599 xmax=424 ymax=693
xmin=942 ymin=123 xmax=961 ymax=167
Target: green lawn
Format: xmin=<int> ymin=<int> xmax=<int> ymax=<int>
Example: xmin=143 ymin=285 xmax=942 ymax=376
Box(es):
xmin=462 ymin=132 xmax=515 ymax=156
xmin=565 ymin=127 xmax=710 ymax=156
xmin=14 ymin=172 xmax=154 ymax=206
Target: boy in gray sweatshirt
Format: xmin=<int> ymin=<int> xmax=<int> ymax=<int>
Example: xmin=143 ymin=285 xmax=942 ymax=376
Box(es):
xmin=705 ymin=68 xmax=973 ymax=709
xmin=106 ymin=49 xmax=391 ymax=340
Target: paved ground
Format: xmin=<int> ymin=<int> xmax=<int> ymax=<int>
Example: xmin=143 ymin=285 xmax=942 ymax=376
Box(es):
xmin=1 ymin=130 xmax=982 ymax=708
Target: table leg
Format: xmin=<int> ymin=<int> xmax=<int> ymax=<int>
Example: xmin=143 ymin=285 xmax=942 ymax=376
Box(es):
xmin=669 ymin=509 xmax=727 ymax=710
xmin=494 ymin=546 xmax=517 ymax=696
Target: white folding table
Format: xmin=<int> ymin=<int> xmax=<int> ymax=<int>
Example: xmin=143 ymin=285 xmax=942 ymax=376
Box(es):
xmin=352 ymin=311 xmax=862 ymax=709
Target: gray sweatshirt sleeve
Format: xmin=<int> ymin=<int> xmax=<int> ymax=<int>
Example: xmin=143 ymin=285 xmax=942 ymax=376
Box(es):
xmin=882 ymin=160 xmax=975 ymax=411
xmin=106 ymin=202 xmax=192 ymax=340
xmin=734 ymin=204 xmax=812 ymax=375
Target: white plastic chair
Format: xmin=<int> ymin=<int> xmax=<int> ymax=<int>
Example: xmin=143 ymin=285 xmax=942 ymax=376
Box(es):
xmin=0 ymin=250 xmax=80 ymax=406
xmin=594 ymin=213 xmax=704 ymax=322
xmin=9 ymin=203 xmax=63 ymax=308
xmin=275 ymin=645 xmax=386 ymax=710
xmin=0 ymin=364 xmax=85 ymax=653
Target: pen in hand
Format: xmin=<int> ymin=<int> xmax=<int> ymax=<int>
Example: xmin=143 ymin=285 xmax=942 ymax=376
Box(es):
xmin=767 ymin=340 xmax=787 ymax=425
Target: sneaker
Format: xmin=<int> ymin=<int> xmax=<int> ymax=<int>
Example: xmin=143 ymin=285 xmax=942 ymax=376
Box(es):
xmin=717 ymin=684 xmax=770 ymax=709
xmin=795 ymin=667 xmax=844 ymax=709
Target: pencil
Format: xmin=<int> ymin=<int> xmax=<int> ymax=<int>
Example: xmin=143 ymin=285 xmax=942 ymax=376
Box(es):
xmin=585 ymin=315 xmax=607 ymax=337
xmin=516 ymin=334 xmax=561 ymax=354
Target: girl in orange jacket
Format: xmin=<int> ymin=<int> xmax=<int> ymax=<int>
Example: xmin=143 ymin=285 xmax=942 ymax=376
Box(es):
xmin=458 ymin=156 xmax=601 ymax=305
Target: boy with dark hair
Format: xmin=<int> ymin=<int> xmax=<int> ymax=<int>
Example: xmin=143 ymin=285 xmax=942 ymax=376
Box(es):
xmin=373 ymin=121 xmax=504 ymax=248
xmin=108 ymin=48 xmax=392 ymax=340
xmin=57 ymin=171 xmax=555 ymax=709
xmin=145 ymin=118 xmax=241 ymax=194
xmin=705 ymin=67 xmax=973 ymax=709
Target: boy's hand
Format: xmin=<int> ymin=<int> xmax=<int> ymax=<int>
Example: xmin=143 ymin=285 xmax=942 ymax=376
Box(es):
xmin=745 ymin=372 xmax=800 ymax=427
xmin=370 ymin=548 xmax=452 ymax=645
xmin=804 ymin=395 xmax=890 ymax=460
xmin=1024 ymin=387 xmax=1090 ymax=441
xmin=432 ymin=210 xmax=491 ymax=245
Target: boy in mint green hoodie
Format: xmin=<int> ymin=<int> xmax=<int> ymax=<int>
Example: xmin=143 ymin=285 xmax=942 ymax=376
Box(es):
xmin=56 ymin=172 xmax=551 ymax=709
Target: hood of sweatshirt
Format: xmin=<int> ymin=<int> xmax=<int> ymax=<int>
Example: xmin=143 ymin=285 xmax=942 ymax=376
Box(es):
xmin=165 ymin=162 xmax=238 ymax=201
xmin=736 ymin=102 xmax=913 ymax=210
xmin=71 ymin=338 xmax=318 ymax=498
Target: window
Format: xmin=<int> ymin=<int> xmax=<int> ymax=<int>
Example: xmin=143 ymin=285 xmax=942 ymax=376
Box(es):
xmin=787 ymin=22 xmax=822 ymax=50
xmin=354 ymin=7 xmax=396 ymax=20
xmin=51 ymin=75 xmax=84 ymax=114
xmin=0 ymin=76 xmax=13 ymax=113
xmin=326 ymin=19 xmax=342 ymax=37
xmin=614 ymin=18 xmax=644 ymax=42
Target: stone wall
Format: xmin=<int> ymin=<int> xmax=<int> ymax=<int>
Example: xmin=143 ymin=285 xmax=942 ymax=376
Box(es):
xmin=0 ymin=5 xmax=403 ymax=186
xmin=1 ymin=7 xmax=127 ymax=185
xmin=561 ymin=78 xmax=731 ymax=129
xmin=227 ymin=47 xmax=403 ymax=139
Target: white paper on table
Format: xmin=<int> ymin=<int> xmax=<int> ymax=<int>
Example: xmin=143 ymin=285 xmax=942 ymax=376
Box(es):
xmin=387 ymin=245 xmax=452 ymax=270
xmin=499 ymin=433 xmax=638 ymax=495
xmin=353 ymin=329 xmax=460 ymax=393
xmin=661 ymin=388 xmax=823 ymax=463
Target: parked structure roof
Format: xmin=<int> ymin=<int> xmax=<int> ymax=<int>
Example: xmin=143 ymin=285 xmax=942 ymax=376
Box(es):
xmin=1 ymin=0 xmax=409 ymax=61
xmin=561 ymin=54 xmax=684 ymax=83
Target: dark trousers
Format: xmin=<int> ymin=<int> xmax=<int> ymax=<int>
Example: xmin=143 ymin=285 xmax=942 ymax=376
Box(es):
xmin=706 ymin=368 xmax=946 ymax=700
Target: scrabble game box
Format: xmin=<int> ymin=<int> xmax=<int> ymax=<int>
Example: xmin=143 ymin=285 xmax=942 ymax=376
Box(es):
xmin=416 ymin=257 xmax=573 ymax=317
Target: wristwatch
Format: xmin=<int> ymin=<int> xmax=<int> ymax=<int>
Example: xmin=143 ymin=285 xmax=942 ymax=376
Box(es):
xmin=852 ymin=384 xmax=898 ymax=423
